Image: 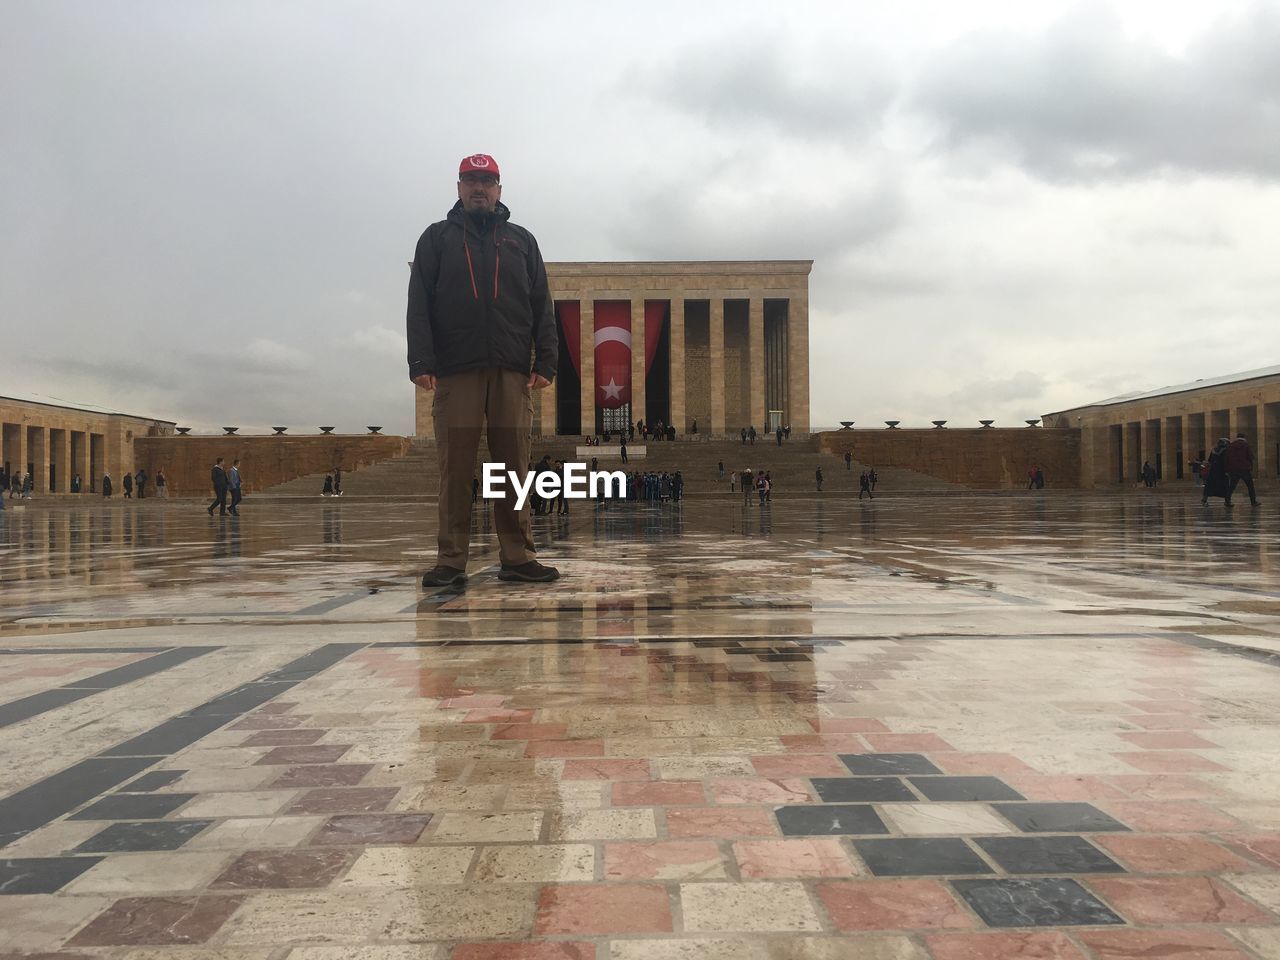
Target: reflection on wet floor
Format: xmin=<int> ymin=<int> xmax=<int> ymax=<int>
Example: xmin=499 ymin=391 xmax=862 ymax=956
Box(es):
xmin=0 ymin=495 xmax=1277 ymax=955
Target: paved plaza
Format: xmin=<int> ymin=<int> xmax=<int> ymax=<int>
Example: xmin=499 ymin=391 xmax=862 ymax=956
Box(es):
xmin=1 ymin=494 xmax=1278 ymax=959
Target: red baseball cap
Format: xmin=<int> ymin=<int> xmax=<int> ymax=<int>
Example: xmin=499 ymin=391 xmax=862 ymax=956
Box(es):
xmin=459 ymin=154 xmax=500 ymax=180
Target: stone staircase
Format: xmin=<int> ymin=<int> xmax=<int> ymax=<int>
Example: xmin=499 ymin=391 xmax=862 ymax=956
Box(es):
xmin=260 ymin=436 xmax=964 ymax=497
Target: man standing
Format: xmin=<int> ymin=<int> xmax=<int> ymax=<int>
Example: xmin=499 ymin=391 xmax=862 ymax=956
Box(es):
xmin=1225 ymin=433 xmax=1261 ymax=507
xmin=228 ymin=459 xmax=243 ymax=515
xmin=136 ymin=468 xmax=148 ymax=499
xmin=407 ymin=154 xmax=559 ymax=585
xmin=208 ymin=457 xmax=229 ymax=516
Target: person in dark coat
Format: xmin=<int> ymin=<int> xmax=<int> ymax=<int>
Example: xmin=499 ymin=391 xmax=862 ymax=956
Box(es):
xmin=122 ymin=472 xmax=133 ymax=499
xmin=102 ymin=473 xmax=113 ymax=498
xmin=1224 ymin=432 xmax=1260 ymax=507
xmin=208 ymin=457 xmax=229 ymax=516
xmin=1201 ymin=438 xmax=1231 ymax=506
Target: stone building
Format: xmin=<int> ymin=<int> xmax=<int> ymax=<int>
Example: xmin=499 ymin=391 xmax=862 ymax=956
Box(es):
xmin=1042 ymin=365 xmax=1280 ymax=487
xmin=1 ymin=394 xmax=174 ymax=494
xmin=414 ymin=260 xmax=812 ymax=439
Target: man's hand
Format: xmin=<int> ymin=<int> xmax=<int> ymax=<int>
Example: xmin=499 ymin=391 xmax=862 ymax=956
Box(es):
xmin=413 ymin=374 xmax=436 ymax=391
xmin=528 ymin=373 xmax=550 ymax=389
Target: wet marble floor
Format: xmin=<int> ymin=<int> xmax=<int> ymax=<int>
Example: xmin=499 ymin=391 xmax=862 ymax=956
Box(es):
xmin=0 ymin=495 xmax=1278 ymax=959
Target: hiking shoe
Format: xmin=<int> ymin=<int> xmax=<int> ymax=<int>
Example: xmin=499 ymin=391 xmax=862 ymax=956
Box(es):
xmin=421 ymin=565 xmax=467 ymax=587
xmin=498 ymin=560 xmax=560 ymax=583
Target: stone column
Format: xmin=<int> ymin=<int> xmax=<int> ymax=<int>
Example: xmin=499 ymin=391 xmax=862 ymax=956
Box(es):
xmin=579 ymin=298 xmax=595 ymax=435
xmin=669 ymin=299 xmax=686 ymax=434
xmin=1254 ymin=404 xmax=1268 ymax=482
xmin=709 ymin=297 xmax=726 ymax=435
xmin=786 ymin=289 xmax=811 ymax=434
xmin=748 ymin=296 xmax=765 ymax=433
xmin=630 ymin=297 xmax=646 ymax=426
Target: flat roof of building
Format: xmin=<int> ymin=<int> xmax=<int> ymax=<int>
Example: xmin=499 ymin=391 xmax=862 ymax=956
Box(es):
xmin=0 ymin=392 xmax=175 ymax=424
xmin=1044 ymin=363 xmax=1280 ymax=416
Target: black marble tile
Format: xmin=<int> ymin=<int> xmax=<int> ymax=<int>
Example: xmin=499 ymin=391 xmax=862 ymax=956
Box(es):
xmin=776 ymin=804 xmax=890 ymax=836
xmin=259 ymin=643 xmax=367 ymax=683
xmin=0 ymin=857 xmax=103 ymax=894
xmin=908 ymin=776 xmax=1025 ymax=802
xmin=854 ymin=837 xmax=993 ymax=877
xmin=118 ymin=770 xmax=187 ymax=793
xmin=0 ymin=688 xmax=94 ymax=729
xmin=758 ymin=653 xmax=812 ymax=662
xmin=64 ymin=646 xmax=218 ymax=690
xmin=812 ymin=777 xmax=916 ymax=803
xmin=99 ymin=715 xmax=229 ymax=757
xmin=841 ymin=753 xmax=943 ymax=776
xmin=951 ymin=877 xmax=1125 ymax=927
xmin=69 ymin=793 xmax=194 ymax=821
xmin=0 ymin=756 xmax=157 ymax=847
xmin=975 ymin=836 xmax=1125 ymax=875
xmin=183 ymin=682 xmax=292 ymax=717
xmin=73 ymin=820 xmax=214 ymax=853
xmin=994 ymin=803 xmax=1130 ymax=834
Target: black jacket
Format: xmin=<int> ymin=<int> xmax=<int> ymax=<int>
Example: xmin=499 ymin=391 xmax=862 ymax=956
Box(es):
xmin=211 ymin=465 xmax=229 ymax=493
xmin=406 ymin=200 xmax=557 ymax=382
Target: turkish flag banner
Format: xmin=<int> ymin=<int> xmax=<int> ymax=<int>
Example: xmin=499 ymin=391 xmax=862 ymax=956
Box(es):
xmin=594 ymin=301 xmax=631 ymax=409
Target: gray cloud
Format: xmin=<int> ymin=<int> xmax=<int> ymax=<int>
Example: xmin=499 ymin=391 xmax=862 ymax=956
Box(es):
xmin=913 ymin=3 xmax=1280 ymax=181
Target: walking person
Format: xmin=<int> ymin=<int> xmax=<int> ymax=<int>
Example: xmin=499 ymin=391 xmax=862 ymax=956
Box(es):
xmin=227 ymin=459 xmax=243 ymax=515
xmin=102 ymin=473 xmax=113 ymax=498
xmin=859 ymin=471 xmax=874 ymax=500
xmin=815 ymin=467 xmax=823 ymax=492
xmin=321 ymin=473 xmax=333 ymax=496
xmin=620 ymin=438 xmax=628 ymax=464
xmin=333 ymin=466 xmax=343 ymax=497
xmin=1200 ymin=438 xmax=1231 ymax=507
xmin=742 ymin=469 xmax=753 ymax=505
xmin=845 ymin=451 xmax=852 ymax=471
xmin=757 ymin=473 xmax=769 ymax=505
xmin=1225 ymin=432 xmax=1261 ymax=507
xmin=122 ymin=471 xmax=133 ymax=499
xmin=135 ymin=468 xmax=148 ymax=499
xmin=408 ymin=153 xmax=559 ymax=585
xmin=155 ymin=468 xmax=166 ymax=498
xmin=869 ymin=468 xmax=878 ymax=491
xmin=208 ymin=457 xmax=229 ymax=516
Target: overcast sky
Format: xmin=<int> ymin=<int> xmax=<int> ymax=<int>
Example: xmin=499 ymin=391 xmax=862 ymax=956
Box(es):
xmin=3 ymin=0 xmax=1278 ymax=434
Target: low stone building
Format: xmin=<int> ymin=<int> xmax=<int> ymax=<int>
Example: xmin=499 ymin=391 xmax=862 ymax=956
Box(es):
xmin=1042 ymin=365 xmax=1280 ymax=487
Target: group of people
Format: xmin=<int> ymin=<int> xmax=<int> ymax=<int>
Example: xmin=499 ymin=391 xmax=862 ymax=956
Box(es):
xmin=727 ymin=468 xmax=775 ymax=504
xmin=320 ymin=467 xmax=344 ymax=496
xmin=1027 ymin=465 xmax=1046 ymax=489
xmin=1199 ymin=434 xmax=1260 ymax=508
xmin=207 ymin=458 xmax=244 ymax=516
xmin=2 ymin=468 xmax=33 ymax=500
xmin=0 ymin=467 xmax=167 ymax=501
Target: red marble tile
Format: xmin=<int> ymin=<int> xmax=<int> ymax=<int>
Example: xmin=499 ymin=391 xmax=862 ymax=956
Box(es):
xmin=612 ymin=781 xmax=705 ymax=806
xmin=255 ymin=744 xmax=351 ymax=765
xmin=779 ymin=734 xmax=869 ymax=752
xmin=229 ymin=714 xmax=309 ymax=730
xmin=1002 ymin=775 xmax=1128 ymax=802
xmin=1220 ymin=833 xmax=1280 ymax=869
xmin=1101 ymin=774 xmax=1222 ymax=800
xmin=1114 ymin=751 xmax=1227 ymax=773
xmin=269 ymin=763 xmax=373 ymax=788
xmin=710 ymin=777 xmax=813 ymax=805
xmin=239 ymin=728 xmax=327 ymax=746
xmin=1117 ymin=732 xmax=1220 ymax=750
xmin=751 ymin=754 xmax=849 ymax=777
xmin=1099 ymin=801 xmax=1241 ymax=833
xmin=603 ymin=841 xmax=723 ymax=880
xmin=491 ymin=723 xmax=569 ymax=740
xmin=935 ymin=753 xmax=1040 ymax=776
xmin=734 ymin=838 xmax=859 ymax=878
xmin=534 ymin=883 xmax=672 ymax=935
xmin=68 ymin=896 xmax=245 ymax=946
xmin=815 ymin=879 xmax=974 ymax=932
xmin=862 ymin=733 xmax=955 ymax=752
xmin=1093 ymin=834 xmax=1260 ymax=873
xmin=286 ymin=787 xmax=398 ymax=814
xmin=257 ymin=702 xmax=299 ymax=715
xmin=666 ymin=806 xmax=777 ymax=838
xmin=525 ymin=739 xmax=604 ymax=758
xmin=211 ymin=848 xmax=354 ymax=889
xmin=1088 ymin=876 xmax=1271 ymax=924
xmin=808 ymin=717 xmax=890 ymax=733
xmin=925 ymin=932 xmax=1087 ymax=960
xmin=311 ymin=813 xmax=432 ymax=844
xmin=464 ymin=708 xmax=535 ymax=723
xmin=562 ymin=759 xmax=651 ymax=781
xmin=452 ymin=944 xmax=595 ymax=960
xmin=1077 ymin=928 xmax=1254 ymax=959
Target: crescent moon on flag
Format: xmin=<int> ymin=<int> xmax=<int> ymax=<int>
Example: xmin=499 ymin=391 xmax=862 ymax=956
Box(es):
xmin=593 ymin=327 xmax=632 ymax=349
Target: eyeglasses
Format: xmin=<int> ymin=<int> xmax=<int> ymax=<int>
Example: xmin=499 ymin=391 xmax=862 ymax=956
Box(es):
xmin=460 ymin=174 xmax=499 ymax=187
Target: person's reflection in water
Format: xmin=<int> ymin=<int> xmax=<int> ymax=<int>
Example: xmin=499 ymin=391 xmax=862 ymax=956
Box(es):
xmin=323 ymin=503 xmax=343 ymax=545
xmin=213 ymin=517 xmax=242 ymax=560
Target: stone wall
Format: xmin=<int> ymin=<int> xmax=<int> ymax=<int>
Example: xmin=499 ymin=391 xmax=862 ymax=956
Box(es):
xmin=133 ymin=434 xmax=411 ymax=497
xmin=817 ymin=428 xmax=1081 ymax=489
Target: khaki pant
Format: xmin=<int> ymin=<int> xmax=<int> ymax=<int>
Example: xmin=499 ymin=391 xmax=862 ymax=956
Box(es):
xmin=433 ymin=368 xmax=536 ymax=569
